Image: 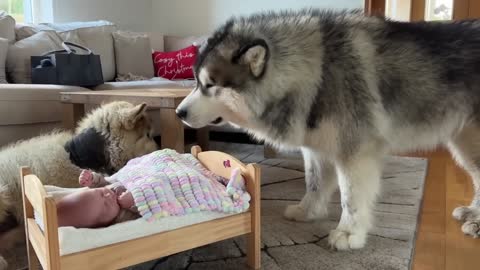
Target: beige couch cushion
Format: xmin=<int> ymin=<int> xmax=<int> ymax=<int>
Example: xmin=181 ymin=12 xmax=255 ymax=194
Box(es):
xmin=0 ymin=84 xmax=88 ymax=125
xmin=0 ymin=122 xmax=61 ymax=148
xmin=58 ymin=30 xmax=85 ymax=45
xmin=0 ymin=83 xmax=87 ymax=147
xmin=113 ymin=31 xmax=154 ymax=78
xmin=146 ymin=32 xmax=164 ymax=52
xmin=58 ymin=24 xmax=117 ymax=82
xmin=0 ymin=37 xmax=8 ymax=83
xmin=164 ymin=35 xmax=208 ymax=52
xmin=6 ymin=31 xmax=63 ymax=83
xmin=0 ymin=11 xmax=15 ymax=43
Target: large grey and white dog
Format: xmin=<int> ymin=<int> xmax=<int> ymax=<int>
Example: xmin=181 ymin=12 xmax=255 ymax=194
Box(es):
xmin=176 ymin=9 xmax=480 ymax=250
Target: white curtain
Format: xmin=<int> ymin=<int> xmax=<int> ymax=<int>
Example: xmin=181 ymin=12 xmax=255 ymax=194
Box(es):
xmin=30 ymin=0 xmax=53 ymax=23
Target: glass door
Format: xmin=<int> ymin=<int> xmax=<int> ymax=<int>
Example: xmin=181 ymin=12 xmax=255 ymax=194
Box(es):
xmin=425 ymin=0 xmax=454 ymax=20
xmin=409 ymin=0 xmax=479 ymax=20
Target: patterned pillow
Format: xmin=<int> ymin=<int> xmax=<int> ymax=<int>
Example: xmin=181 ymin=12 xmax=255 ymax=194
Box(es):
xmin=152 ymin=45 xmax=197 ymax=80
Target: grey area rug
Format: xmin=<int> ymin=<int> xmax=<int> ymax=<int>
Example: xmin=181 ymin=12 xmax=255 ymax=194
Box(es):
xmin=129 ymin=142 xmax=428 ymax=270
xmin=3 ymin=142 xmax=427 ymax=270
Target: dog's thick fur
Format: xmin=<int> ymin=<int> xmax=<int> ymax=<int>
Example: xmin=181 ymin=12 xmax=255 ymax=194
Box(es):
xmin=177 ymin=9 xmax=480 ymax=250
xmin=0 ymin=101 xmax=157 ymax=266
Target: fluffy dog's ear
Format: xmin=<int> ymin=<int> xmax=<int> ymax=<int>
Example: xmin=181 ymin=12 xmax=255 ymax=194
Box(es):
xmin=123 ymin=103 xmax=147 ymax=129
xmin=233 ymin=39 xmax=269 ymax=78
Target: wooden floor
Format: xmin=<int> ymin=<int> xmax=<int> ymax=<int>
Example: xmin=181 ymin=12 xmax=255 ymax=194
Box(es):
xmin=410 ymin=149 xmax=480 ymax=270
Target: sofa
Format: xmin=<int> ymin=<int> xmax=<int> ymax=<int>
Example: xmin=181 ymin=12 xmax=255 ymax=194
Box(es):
xmin=0 ymin=12 xmax=211 ymax=147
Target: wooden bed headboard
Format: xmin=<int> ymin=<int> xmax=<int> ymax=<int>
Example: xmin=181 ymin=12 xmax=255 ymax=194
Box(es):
xmin=191 ymin=145 xmax=261 ymax=268
xmin=191 ymin=145 xmax=261 ymax=202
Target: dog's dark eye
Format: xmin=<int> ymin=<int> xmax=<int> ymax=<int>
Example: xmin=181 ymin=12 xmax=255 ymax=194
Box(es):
xmin=205 ymin=83 xmax=213 ymax=88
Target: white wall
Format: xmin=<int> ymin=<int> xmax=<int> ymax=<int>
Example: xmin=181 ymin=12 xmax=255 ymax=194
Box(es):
xmin=151 ymin=0 xmax=364 ymax=36
xmin=53 ymin=0 xmax=153 ymax=31
xmin=32 ymin=0 xmax=153 ymax=31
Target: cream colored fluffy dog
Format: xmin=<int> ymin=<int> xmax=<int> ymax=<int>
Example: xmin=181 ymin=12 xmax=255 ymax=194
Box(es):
xmin=0 ymin=101 xmax=158 ymax=268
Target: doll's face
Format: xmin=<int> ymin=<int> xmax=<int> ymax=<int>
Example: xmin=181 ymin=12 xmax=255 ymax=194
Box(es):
xmin=57 ymin=187 xmax=120 ymax=228
xmin=88 ymin=188 xmax=121 ymax=225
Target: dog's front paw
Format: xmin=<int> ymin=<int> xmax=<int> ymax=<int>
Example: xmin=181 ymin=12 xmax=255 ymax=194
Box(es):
xmin=452 ymin=206 xmax=473 ymax=221
xmin=328 ymin=229 xmax=366 ymax=250
xmin=453 ymin=205 xmax=480 ymax=238
xmin=462 ymin=220 xmax=480 ymax=238
xmin=79 ymin=170 xmax=94 ymax=187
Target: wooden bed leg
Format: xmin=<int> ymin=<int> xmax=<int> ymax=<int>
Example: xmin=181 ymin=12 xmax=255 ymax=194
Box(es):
xmin=20 ymin=167 xmax=41 ymax=270
xmin=27 ymin=243 xmax=41 ymax=270
xmin=44 ymin=197 xmax=61 ymax=270
xmin=246 ymin=164 xmax=261 ymax=270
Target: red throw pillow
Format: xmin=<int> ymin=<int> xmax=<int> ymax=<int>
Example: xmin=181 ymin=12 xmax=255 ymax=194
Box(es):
xmin=152 ymin=45 xmax=198 ymax=80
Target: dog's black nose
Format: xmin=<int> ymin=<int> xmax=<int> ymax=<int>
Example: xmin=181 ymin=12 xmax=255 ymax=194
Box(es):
xmin=176 ymin=109 xmax=187 ymax=120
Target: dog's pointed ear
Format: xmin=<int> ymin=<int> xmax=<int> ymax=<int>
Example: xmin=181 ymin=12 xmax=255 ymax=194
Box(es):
xmin=233 ymin=39 xmax=269 ymax=78
xmin=123 ymin=103 xmax=147 ymax=129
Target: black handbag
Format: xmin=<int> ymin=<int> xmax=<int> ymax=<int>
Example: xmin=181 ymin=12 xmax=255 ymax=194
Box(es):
xmin=31 ymin=42 xmax=104 ymax=87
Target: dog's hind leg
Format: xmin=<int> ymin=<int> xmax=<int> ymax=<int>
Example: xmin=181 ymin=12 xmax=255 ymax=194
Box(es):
xmin=284 ymin=147 xmax=338 ymax=222
xmin=447 ymin=123 xmax=480 ymax=238
xmin=328 ymin=149 xmax=383 ymax=250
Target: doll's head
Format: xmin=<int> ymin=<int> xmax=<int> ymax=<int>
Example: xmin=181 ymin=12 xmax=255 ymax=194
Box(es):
xmin=57 ymin=187 xmax=120 ymax=228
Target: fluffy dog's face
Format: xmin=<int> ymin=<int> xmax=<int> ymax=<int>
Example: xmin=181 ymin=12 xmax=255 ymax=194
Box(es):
xmin=66 ymin=101 xmax=158 ymax=174
xmin=176 ymin=38 xmax=269 ymax=129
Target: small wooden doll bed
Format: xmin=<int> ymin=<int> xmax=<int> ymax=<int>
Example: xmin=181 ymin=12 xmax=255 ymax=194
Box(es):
xmin=20 ymin=146 xmax=261 ymax=270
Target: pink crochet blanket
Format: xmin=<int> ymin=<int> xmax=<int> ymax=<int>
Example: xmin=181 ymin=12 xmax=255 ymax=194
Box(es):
xmin=110 ymin=149 xmax=250 ymax=221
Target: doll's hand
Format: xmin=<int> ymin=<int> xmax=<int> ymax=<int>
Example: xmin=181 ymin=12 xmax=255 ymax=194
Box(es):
xmin=79 ymin=170 xmax=94 ymax=187
xmin=118 ymin=192 xmax=135 ymax=209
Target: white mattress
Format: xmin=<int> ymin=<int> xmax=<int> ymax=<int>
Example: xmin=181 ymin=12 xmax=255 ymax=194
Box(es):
xmin=58 ymin=212 xmax=232 ymax=255
xmin=38 ymin=186 xmax=234 ymax=255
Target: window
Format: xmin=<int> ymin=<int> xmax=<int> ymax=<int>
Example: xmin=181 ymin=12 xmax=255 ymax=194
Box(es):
xmin=425 ymin=0 xmax=453 ymax=21
xmin=385 ymin=0 xmax=411 ymax=21
xmin=0 ymin=0 xmax=31 ymax=23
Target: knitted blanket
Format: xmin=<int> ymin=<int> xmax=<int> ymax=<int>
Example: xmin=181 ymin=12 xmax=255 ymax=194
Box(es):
xmin=110 ymin=149 xmax=250 ymax=222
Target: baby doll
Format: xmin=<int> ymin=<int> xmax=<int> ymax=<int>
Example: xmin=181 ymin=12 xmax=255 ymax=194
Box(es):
xmin=56 ymin=184 xmax=138 ymax=228
xmin=57 ymin=149 xmax=250 ymax=228
xmin=77 ymin=149 xmax=250 ymax=222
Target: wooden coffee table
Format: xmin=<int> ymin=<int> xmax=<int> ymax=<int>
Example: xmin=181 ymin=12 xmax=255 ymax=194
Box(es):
xmin=60 ymin=88 xmax=208 ymax=153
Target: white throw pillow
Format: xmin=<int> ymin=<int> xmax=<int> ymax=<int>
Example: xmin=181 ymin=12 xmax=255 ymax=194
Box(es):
xmin=164 ymin=35 xmax=208 ymax=52
xmin=14 ymin=23 xmax=55 ymax=41
xmin=6 ymin=31 xmax=63 ymax=83
xmin=0 ymin=37 xmax=8 ymax=83
xmin=0 ymin=11 xmax=15 ymax=43
xmin=113 ymin=31 xmax=154 ymax=78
